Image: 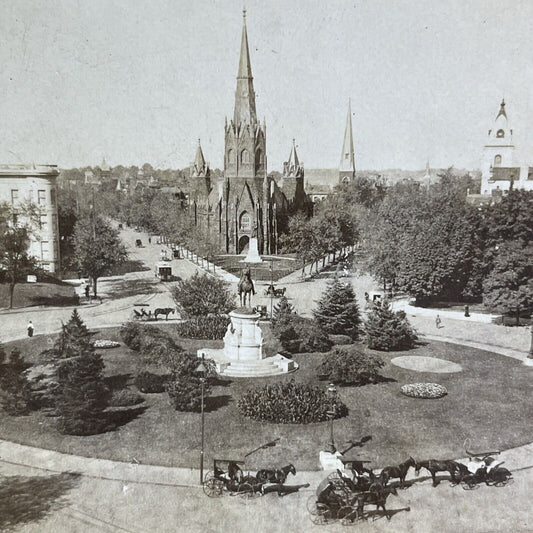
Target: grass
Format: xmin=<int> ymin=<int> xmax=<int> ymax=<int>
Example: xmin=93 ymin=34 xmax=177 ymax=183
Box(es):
xmin=1 ymin=326 xmax=532 ymax=472
xmin=0 ymin=283 xmax=79 ymax=310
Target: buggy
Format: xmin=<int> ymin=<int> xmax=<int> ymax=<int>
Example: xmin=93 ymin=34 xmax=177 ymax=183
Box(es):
xmin=264 ymin=284 xmax=286 ymax=298
xmin=203 ymin=459 xmax=261 ymax=499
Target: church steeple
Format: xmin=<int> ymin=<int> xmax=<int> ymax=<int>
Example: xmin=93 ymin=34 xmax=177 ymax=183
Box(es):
xmin=233 ymin=8 xmax=257 ymax=125
xmin=191 ymin=139 xmax=209 ymax=178
xmin=339 ymin=99 xmax=356 ymax=183
xmin=496 ymin=99 xmax=507 ymax=120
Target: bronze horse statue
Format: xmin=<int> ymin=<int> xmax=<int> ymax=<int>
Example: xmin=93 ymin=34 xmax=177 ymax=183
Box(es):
xmin=238 ymin=268 xmax=255 ymax=307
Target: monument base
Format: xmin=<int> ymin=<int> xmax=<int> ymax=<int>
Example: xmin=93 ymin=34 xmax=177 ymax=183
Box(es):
xmin=523 ymin=357 xmax=533 ymax=367
xmin=241 ymin=237 xmax=263 ymax=263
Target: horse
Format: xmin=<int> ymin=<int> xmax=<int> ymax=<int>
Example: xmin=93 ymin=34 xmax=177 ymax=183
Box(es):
xmin=379 ymin=457 xmax=416 ymax=489
xmin=256 ymin=464 xmax=296 ymax=484
xmin=238 ymin=268 xmax=255 ymax=307
xmin=355 ymin=485 xmax=398 ymax=521
xmin=415 ymin=459 xmax=468 ymax=487
xmin=154 ymin=308 xmax=175 ymax=321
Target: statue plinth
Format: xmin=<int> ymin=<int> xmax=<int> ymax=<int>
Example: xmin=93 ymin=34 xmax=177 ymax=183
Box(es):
xmin=223 ymin=310 xmax=264 ymax=361
xmin=241 ymin=237 xmax=263 ymax=263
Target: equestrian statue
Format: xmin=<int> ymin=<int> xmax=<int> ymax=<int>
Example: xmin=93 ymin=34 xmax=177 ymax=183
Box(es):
xmin=238 ymin=267 xmax=255 ymax=307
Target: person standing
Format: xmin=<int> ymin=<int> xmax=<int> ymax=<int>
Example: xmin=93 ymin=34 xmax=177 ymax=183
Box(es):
xmin=435 ymin=314 xmax=442 ymax=329
xmin=27 ymin=321 xmax=34 ymax=337
xmin=85 ymin=284 xmax=90 ymax=301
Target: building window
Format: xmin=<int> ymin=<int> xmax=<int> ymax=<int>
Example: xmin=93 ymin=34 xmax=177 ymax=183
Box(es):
xmin=494 ymin=155 xmax=502 ymax=167
xmin=227 ymin=149 xmax=234 ymax=166
xmin=41 ymin=241 xmax=49 ymax=261
xmin=50 ymin=189 xmax=56 ymax=205
xmin=40 ymin=215 xmax=48 ymax=231
xmin=496 ymin=129 xmax=505 ymax=138
xmin=38 ymin=190 xmax=46 ymax=205
xmin=239 ymin=211 xmax=251 ymax=231
xmin=11 ymin=190 xmax=19 ymax=204
xmin=241 ymin=149 xmax=250 ymax=164
xmin=345 ymin=153 xmax=350 ymax=160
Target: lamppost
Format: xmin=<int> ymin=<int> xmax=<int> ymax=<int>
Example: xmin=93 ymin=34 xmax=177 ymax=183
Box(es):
xmin=269 ymin=260 xmax=274 ymax=319
xmin=196 ymin=356 xmax=207 ymax=484
xmin=325 ymin=383 xmax=337 ymax=454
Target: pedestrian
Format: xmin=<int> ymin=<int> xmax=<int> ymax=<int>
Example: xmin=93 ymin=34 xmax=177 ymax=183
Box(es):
xmin=27 ymin=320 xmax=34 ymax=337
xmin=435 ymin=314 xmax=442 ymax=329
xmin=85 ymin=284 xmax=90 ymax=300
xmin=148 ymin=236 xmax=151 ymax=244
xmin=464 ymin=305 xmax=470 ymax=317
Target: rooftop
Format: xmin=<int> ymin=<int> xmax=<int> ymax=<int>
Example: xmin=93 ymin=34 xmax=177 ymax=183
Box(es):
xmin=0 ymin=164 xmax=59 ymax=177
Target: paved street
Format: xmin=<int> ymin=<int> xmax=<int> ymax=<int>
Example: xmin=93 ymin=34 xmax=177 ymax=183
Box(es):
xmin=1 ymin=226 xmax=532 ymax=532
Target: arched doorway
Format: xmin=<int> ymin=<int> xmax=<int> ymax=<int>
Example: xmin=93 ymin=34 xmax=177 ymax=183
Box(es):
xmin=238 ymin=235 xmax=250 ymax=254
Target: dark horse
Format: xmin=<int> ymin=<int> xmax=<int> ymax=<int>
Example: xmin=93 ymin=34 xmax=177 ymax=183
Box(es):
xmin=256 ymin=464 xmax=296 ymax=484
xmin=379 ymin=457 xmax=416 ymax=489
xmin=238 ymin=268 xmax=255 ymax=307
xmin=415 ymin=459 xmax=469 ymax=487
xmin=355 ymin=485 xmax=398 ymax=521
xmin=154 ymin=307 xmax=175 ymax=321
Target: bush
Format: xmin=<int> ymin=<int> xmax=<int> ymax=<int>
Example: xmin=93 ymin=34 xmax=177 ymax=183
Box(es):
xmin=313 ymin=278 xmax=361 ymax=340
xmin=319 ymin=347 xmax=384 ymax=385
xmin=172 ymin=272 xmax=235 ymax=318
xmin=329 ymin=334 xmax=353 ymax=345
xmin=364 ymin=300 xmax=417 ymax=351
xmin=120 ymin=321 xmax=144 ymax=351
xmin=238 ymin=379 xmax=348 ymax=424
xmin=166 ymin=376 xmax=210 ymax=412
xmin=175 ymin=315 xmax=230 ymax=340
xmin=296 ymin=319 xmax=333 ymax=353
xmin=135 ymin=371 xmax=169 ymax=393
xmin=110 ymin=389 xmax=145 ymax=407
xmin=0 ymin=349 xmax=33 ymax=415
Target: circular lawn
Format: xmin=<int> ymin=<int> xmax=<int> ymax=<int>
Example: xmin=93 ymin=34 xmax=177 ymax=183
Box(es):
xmin=1 ymin=328 xmax=532 ymax=471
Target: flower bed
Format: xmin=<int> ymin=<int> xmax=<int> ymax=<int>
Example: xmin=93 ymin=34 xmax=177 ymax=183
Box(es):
xmin=93 ymin=340 xmax=121 ymax=349
xmin=400 ymin=383 xmax=447 ymax=399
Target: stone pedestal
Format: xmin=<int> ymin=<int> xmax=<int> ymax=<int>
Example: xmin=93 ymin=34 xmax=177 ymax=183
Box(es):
xmin=524 ymin=357 xmax=533 ymax=367
xmin=241 ymin=237 xmax=263 ymax=263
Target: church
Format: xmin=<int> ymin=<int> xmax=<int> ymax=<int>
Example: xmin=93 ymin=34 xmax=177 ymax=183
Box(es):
xmin=189 ymin=11 xmax=316 ymax=255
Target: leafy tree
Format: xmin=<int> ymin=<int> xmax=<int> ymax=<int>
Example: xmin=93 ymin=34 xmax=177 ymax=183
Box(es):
xmin=73 ymin=213 xmax=128 ymax=297
xmin=172 ymin=272 xmax=235 ymax=317
xmin=0 ymin=348 xmax=33 ymax=415
xmin=319 ymin=346 xmax=384 ymax=385
xmin=364 ymin=300 xmax=417 ymax=351
xmin=314 ymin=277 xmax=361 ymax=340
xmin=482 ymin=241 xmax=533 ymax=315
xmin=53 ymin=309 xmax=94 ymax=359
xmin=54 ymin=313 xmax=110 ymax=435
xmin=0 ymin=203 xmax=38 ymax=308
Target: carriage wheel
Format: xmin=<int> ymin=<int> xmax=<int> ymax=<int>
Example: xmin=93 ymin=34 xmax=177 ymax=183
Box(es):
xmin=462 ymin=480 xmax=479 ymax=491
xmin=311 ymin=505 xmax=333 ymax=525
xmin=237 ymin=482 xmax=259 ymax=500
xmin=307 ymin=495 xmax=319 ymax=515
xmin=203 ymin=473 xmax=224 ymax=498
xmin=339 ymin=506 xmax=359 ymax=525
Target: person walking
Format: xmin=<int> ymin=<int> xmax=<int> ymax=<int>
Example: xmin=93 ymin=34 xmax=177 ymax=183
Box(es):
xmin=27 ymin=321 xmax=34 ymax=337
xmin=435 ymin=314 xmax=442 ymax=329
xmin=85 ymin=284 xmax=90 ymax=301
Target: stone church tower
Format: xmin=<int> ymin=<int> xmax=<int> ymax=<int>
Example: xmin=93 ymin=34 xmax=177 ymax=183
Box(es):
xmin=339 ymin=99 xmax=356 ymax=183
xmin=222 ymin=10 xmax=269 ymax=254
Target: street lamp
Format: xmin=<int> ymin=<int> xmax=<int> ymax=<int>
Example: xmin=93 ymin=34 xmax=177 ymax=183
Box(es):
xmin=269 ymin=260 xmax=274 ymax=319
xmin=325 ymin=383 xmax=337 ymax=454
xmin=196 ymin=355 xmax=207 ymax=484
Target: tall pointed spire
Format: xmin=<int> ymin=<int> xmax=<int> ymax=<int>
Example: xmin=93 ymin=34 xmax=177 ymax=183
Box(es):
xmin=233 ymin=8 xmax=257 ymax=125
xmin=339 ymin=99 xmax=356 ymax=181
xmin=191 ymin=139 xmax=209 ymax=178
xmin=288 ymin=138 xmax=300 ymax=168
xmin=496 ymin=98 xmax=507 ymax=120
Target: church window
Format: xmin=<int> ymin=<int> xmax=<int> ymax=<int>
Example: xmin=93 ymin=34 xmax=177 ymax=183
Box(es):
xmin=494 ymin=155 xmax=502 ymax=167
xmin=255 ymin=149 xmax=263 ymax=167
xmin=227 ymin=149 xmax=235 ymax=165
xmin=345 ymin=153 xmax=350 ymax=160
xmin=239 ymin=211 xmax=251 ymax=231
xmin=496 ymin=129 xmax=505 ymax=138
xmin=241 ymin=149 xmax=250 ymax=164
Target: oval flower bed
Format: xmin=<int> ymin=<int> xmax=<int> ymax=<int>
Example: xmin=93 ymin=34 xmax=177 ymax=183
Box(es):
xmin=93 ymin=340 xmax=121 ymax=349
xmin=401 ymin=383 xmax=447 ymax=399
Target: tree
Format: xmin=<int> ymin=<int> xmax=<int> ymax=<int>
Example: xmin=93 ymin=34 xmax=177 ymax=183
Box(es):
xmin=0 ymin=347 xmax=33 ymax=415
xmin=0 ymin=203 xmax=38 ymax=308
xmin=482 ymin=241 xmax=533 ymax=315
xmin=279 ymin=212 xmax=315 ymax=274
xmin=52 ymin=309 xmax=95 ymax=359
xmin=364 ymin=300 xmax=417 ymax=351
xmin=73 ymin=213 xmax=127 ymax=297
xmin=313 ymin=277 xmax=361 ymax=340
xmin=54 ymin=314 xmax=110 ymax=435
xmin=172 ymin=272 xmax=235 ymax=318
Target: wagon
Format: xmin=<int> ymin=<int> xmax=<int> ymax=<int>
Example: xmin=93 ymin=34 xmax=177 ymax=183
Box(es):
xmin=202 ymin=459 xmax=261 ymax=499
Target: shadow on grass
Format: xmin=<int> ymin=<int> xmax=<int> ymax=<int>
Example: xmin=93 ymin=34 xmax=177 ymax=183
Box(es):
xmin=104 ymin=278 xmax=159 ymax=299
xmin=104 ymin=373 xmax=133 ymax=390
xmin=107 ymin=260 xmax=151 ymax=276
xmin=0 ymin=472 xmax=81 ymax=532
xmin=364 ymin=506 xmax=411 ymax=522
xmin=205 ymin=394 xmax=232 ymax=412
xmin=104 ymin=404 xmax=147 ymax=430
xmin=29 ymin=295 xmax=80 ymax=307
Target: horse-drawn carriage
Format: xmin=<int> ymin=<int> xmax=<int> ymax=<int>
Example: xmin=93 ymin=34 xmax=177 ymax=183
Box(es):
xmin=264 ymin=284 xmax=286 ymax=298
xmin=455 ymin=450 xmax=512 ymax=490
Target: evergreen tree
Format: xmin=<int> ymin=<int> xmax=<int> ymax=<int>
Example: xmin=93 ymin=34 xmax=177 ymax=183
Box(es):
xmin=53 ymin=309 xmax=95 ymax=359
xmin=54 ymin=313 xmax=110 ymax=435
xmin=313 ymin=277 xmax=361 ymax=340
xmin=271 ymin=296 xmax=296 ymax=332
xmin=0 ymin=348 xmax=33 ymax=415
xmin=364 ymin=300 xmax=417 ymax=351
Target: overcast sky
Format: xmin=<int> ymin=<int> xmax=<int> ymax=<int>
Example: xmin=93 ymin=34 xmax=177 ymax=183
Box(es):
xmin=1 ymin=0 xmax=532 ymax=172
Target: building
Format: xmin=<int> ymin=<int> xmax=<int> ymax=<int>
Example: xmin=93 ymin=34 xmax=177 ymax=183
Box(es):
xmin=190 ymin=11 xmax=309 ymax=254
xmin=0 ymin=164 xmax=61 ymax=273
xmin=339 ymin=99 xmax=356 ymax=184
xmin=480 ymin=100 xmax=533 ymax=195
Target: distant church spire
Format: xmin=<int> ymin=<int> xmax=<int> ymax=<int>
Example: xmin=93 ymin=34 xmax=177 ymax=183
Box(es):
xmin=191 ymin=139 xmax=209 ymax=178
xmin=496 ymin=98 xmax=507 ymax=120
xmin=233 ymin=8 xmax=257 ymax=124
xmin=339 ymin=98 xmax=356 ymax=183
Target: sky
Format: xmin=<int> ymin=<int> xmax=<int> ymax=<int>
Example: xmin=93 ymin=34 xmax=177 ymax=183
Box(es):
xmin=1 ymin=0 xmax=533 ymax=172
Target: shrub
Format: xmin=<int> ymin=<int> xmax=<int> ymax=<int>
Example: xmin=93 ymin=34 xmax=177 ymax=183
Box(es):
xmin=175 ymin=315 xmax=230 ymax=340
xmin=0 ymin=349 xmax=33 ymax=415
xmin=110 ymin=389 xmax=145 ymax=407
xmin=329 ymin=334 xmax=353 ymax=345
xmin=120 ymin=321 xmax=144 ymax=351
xmin=313 ymin=278 xmax=361 ymax=340
xmin=238 ymin=379 xmax=348 ymax=424
xmin=319 ymin=347 xmax=384 ymax=385
xmin=401 ymin=383 xmax=447 ymax=399
xmin=135 ymin=371 xmax=169 ymax=393
xmin=166 ymin=376 xmax=211 ymax=412
xmin=364 ymin=300 xmax=417 ymax=351
xmin=296 ymin=319 xmax=333 ymax=353
xmin=172 ymin=273 xmax=235 ymax=318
